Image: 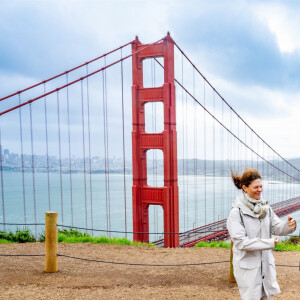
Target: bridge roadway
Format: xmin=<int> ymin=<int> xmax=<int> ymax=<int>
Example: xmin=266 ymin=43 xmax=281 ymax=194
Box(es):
xmin=153 ymin=196 xmax=300 ymax=248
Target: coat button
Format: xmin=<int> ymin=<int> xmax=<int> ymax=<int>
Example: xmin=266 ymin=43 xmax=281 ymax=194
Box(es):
xmin=262 ymin=276 xmax=265 ymax=279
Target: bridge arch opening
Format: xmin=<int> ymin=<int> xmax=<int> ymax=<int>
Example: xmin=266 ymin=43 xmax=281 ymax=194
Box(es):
xmin=142 ymin=57 xmax=164 ymax=88
xmin=149 ymin=204 xmax=164 ymax=244
xmin=144 ymin=102 xmax=164 ymax=133
xmin=146 ymin=149 xmax=164 ymax=187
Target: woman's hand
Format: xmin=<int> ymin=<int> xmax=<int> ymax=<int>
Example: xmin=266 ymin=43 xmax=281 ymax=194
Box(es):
xmin=274 ymin=236 xmax=278 ymax=246
xmin=288 ymin=216 xmax=297 ymax=229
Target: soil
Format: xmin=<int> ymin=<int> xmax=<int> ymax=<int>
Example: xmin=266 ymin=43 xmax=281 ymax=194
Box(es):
xmin=0 ymin=243 xmax=299 ymax=299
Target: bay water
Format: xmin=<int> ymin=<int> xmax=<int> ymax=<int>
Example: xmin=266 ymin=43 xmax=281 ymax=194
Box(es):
xmin=0 ymin=171 xmax=299 ymax=242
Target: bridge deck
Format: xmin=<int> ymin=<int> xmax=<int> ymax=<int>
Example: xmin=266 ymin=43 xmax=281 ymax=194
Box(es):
xmin=153 ymin=196 xmax=300 ymax=248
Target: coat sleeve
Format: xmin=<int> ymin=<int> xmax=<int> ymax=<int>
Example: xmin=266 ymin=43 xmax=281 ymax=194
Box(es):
xmin=270 ymin=207 xmax=296 ymax=236
xmin=227 ymin=208 xmax=275 ymax=251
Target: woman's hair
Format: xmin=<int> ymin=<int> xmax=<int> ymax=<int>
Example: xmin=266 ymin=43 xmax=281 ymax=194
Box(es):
xmin=231 ymin=168 xmax=261 ymax=190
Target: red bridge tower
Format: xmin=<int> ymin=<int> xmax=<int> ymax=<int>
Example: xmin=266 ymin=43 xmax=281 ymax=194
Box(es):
xmin=131 ymin=34 xmax=179 ymax=248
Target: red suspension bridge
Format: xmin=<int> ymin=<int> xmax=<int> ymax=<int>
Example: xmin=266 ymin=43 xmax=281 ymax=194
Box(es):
xmin=0 ymin=33 xmax=299 ymax=248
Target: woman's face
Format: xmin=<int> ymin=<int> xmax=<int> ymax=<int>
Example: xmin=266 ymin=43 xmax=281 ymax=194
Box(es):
xmin=242 ymin=178 xmax=263 ymax=200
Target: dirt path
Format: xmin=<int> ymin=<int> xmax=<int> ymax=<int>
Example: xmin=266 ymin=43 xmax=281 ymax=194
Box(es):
xmin=0 ymin=243 xmax=299 ymax=299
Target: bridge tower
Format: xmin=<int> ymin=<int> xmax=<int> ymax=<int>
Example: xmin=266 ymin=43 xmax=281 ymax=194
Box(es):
xmin=131 ymin=33 xmax=179 ymax=248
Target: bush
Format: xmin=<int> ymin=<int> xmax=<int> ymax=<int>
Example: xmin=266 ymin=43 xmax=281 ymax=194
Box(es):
xmin=0 ymin=229 xmax=36 ymax=243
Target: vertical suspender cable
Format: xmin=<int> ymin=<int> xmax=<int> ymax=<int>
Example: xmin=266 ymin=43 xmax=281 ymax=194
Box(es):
xmin=193 ymin=67 xmax=198 ymax=229
xmin=102 ymin=70 xmax=108 ymax=236
xmin=262 ymin=142 xmax=265 ymax=177
xmin=102 ymin=58 xmax=111 ymax=237
xmin=44 ymin=84 xmax=51 ymax=211
xmin=151 ymin=59 xmax=156 ymax=238
xmin=237 ymin=118 xmax=240 ymax=171
xmin=0 ymin=125 xmax=5 ymax=231
xmin=86 ymin=65 xmax=94 ymax=234
xmin=245 ymin=125 xmax=247 ymax=169
xmin=66 ymin=74 xmax=74 ymax=227
xmin=185 ymin=91 xmax=189 ymax=230
xmin=121 ymin=48 xmax=127 ymax=238
xmin=81 ymin=80 xmax=88 ymax=233
xmin=181 ymin=53 xmax=185 ymax=233
xmin=153 ymin=59 xmax=158 ymax=238
xmin=19 ymin=94 xmax=26 ymax=225
xmin=104 ymin=58 xmax=111 ymax=237
xmin=251 ymin=130 xmax=253 ymax=168
xmin=227 ymin=106 xmax=230 ymax=215
xmin=56 ymin=91 xmax=64 ymax=227
xmin=213 ymin=92 xmax=215 ymax=223
xmin=29 ymin=104 xmax=37 ymax=236
xmin=220 ymin=101 xmax=224 ymax=220
xmin=203 ymin=79 xmax=206 ymax=229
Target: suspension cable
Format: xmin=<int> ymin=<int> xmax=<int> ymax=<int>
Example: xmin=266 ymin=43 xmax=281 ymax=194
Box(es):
xmin=0 ymin=41 xmax=133 ymax=102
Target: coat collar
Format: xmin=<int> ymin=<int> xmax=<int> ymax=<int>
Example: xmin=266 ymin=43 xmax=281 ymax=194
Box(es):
xmin=232 ymin=193 xmax=261 ymax=219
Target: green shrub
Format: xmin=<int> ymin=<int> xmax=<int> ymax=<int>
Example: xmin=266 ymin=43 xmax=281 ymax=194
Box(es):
xmin=0 ymin=229 xmax=36 ymax=243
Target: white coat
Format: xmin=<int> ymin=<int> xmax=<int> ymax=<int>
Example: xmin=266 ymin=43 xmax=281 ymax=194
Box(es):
xmin=227 ymin=194 xmax=295 ymax=300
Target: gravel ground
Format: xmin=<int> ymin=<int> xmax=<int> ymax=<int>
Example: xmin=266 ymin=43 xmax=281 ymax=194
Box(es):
xmin=0 ymin=243 xmax=299 ymax=299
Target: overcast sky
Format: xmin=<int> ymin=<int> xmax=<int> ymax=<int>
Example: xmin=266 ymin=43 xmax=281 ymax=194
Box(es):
xmin=1 ymin=0 xmax=300 ymax=159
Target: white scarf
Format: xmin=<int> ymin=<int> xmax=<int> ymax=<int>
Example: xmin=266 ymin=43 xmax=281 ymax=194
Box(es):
xmin=242 ymin=192 xmax=269 ymax=219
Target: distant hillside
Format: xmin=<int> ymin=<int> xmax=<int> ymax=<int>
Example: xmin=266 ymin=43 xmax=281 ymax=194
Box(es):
xmin=287 ymin=158 xmax=300 ymax=169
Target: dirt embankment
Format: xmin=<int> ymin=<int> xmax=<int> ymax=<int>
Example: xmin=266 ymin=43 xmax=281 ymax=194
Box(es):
xmin=0 ymin=243 xmax=299 ymax=299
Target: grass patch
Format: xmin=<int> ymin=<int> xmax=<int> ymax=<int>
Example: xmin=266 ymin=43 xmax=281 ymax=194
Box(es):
xmin=274 ymin=235 xmax=300 ymax=252
xmin=194 ymin=236 xmax=300 ymax=252
xmin=194 ymin=241 xmax=231 ymax=249
xmin=0 ymin=228 xmax=155 ymax=246
xmin=0 ymin=238 xmax=13 ymax=244
xmin=57 ymin=229 xmax=155 ymax=246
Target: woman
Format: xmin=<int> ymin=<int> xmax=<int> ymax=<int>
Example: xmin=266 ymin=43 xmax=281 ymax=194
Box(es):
xmin=227 ymin=168 xmax=297 ymax=300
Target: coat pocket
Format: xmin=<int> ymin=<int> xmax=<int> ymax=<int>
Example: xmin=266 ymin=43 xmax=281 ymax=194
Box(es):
xmin=239 ymin=259 xmax=261 ymax=269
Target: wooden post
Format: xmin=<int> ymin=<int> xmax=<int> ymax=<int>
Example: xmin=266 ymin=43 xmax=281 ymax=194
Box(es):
xmin=229 ymin=241 xmax=236 ymax=283
xmin=45 ymin=212 xmax=58 ymax=273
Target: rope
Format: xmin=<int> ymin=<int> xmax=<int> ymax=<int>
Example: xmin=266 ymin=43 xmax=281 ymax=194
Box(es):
xmin=0 ymin=222 xmax=45 ymax=226
xmin=0 ymin=254 xmax=44 ymax=257
xmin=57 ymin=254 xmax=230 ymax=267
xmin=0 ymin=254 xmax=297 ymax=268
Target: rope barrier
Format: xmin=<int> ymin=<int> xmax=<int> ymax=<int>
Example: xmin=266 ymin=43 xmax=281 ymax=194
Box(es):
xmin=57 ymin=254 xmax=230 ymax=267
xmin=0 ymin=222 xmax=297 ymax=238
xmin=0 ymin=253 xmax=298 ymax=268
xmin=0 ymin=254 xmax=44 ymax=257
